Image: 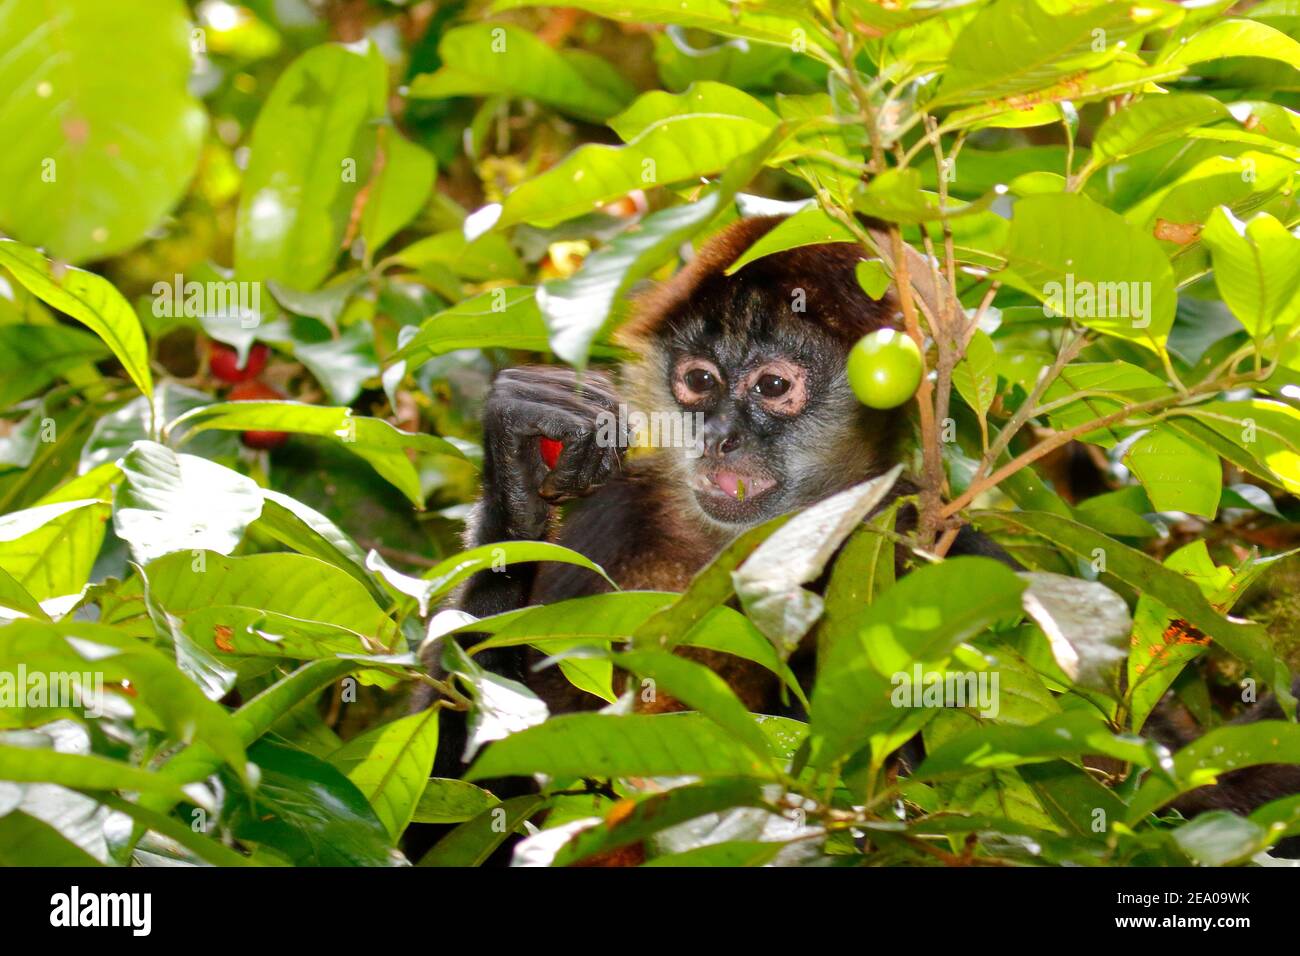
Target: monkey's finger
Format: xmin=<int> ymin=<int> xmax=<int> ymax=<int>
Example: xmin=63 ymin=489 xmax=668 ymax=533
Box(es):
xmin=540 ymin=431 xmax=608 ymax=500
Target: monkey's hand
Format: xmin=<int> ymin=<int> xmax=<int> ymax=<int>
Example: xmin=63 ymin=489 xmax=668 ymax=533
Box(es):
xmin=479 ymin=366 xmax=623 ymax=541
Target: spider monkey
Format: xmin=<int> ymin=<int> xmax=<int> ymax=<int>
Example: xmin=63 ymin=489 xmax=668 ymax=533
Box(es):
xmin=429 ymin=214 xmax=989 ymax=720
xmin=418 ymin=214 xmax=1300 ymax=858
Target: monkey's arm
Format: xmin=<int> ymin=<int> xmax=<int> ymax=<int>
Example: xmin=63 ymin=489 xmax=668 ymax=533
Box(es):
xmin=451 ymin=367 xmax=623 ymax=668
xmin=456 ymin=366 xmax=622 ymax=615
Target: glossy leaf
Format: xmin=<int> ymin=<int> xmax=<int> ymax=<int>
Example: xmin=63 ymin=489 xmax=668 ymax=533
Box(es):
xmin=0 ymin=241 xmax=153 ymax=397
xmin=0 ymin=0 xmax=205 ymax=262
xmin=408 ymin=24 xmax=634 ymax=122
xmin=234 ymin=43 xmax=386 ymax=288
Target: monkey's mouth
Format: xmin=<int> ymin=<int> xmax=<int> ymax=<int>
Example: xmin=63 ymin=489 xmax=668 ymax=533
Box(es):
xmin=691 ymin=469 xmax=779 ymax=517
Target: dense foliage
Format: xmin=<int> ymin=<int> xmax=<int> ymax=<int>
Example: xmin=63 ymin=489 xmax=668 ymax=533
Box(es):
xmin=1 ymin=0 xmax=1299 ymax=867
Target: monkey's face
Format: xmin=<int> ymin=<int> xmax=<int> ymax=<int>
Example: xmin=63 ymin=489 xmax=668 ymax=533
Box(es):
xmin=652 ymin=321 xmax=891 ymax=530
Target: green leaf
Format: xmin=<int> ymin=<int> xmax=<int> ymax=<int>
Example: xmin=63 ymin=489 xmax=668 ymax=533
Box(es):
xmin=389 ymin=287 xmax=571 ymax=371
xmin=0 ymin=324 xmax=108 ymax=409
xmin=328 ymin=708 xmax=440 ymax=840
xmin=723 ymin=205 xmax=855 ymax=275
xmin=389 ymin=230 xmax=525 ymax=282
xmin=934 ymin=0 xmax=1183 ymax=107
xmin=113 ymin=440 xmax=265 ymax=565
xmin=1172 ymin=811 xmax=1270 ymax=866
xmin=467 ymin=713 xmax=779 ymax=781
xmin=631 ymin=514 xmax=793 ymax=650
xmin=419 ymin=541 xmax=615 ymax=610
xmin=1163 ymin=16 xmax=1300 ymax=68
xmin=138 ymin=659 xmax=359 ymax=815
xmin=266 ymin=274 xmax=365 ymax=333
xmin=0 ymin=811 xmax=102 ymax=866
xmin=614 ymin=650 xmax=776 ymax=760
xmin=732 ymin=467 xmax=903 ymax=657
xmin=538 ymin=124 xmax=794 ymax=366
xmin=490 ymin=0 xmax=829 ymax=52
xmin=552 ymin=778 xmax=769 ymax=866
xmin=436 ymin=640 xmax=550 ymax=761
xmin=460 ymin=593 xmax=806 ymax=706
xmin=224 ymin=739 xmax=400 ymax=866
xmin=80 ymin=383 xmax=239 ymax=475
xmin=497 ymin=84 xmax=780 ymax=229
xmin=1200 ymin=207 xmax=1300 ymax=340
xmin=998 ymin=193 xmax=1177 ymax=347
xmin=1127 ymin=542 xmax=1230 ymax=730
xmin=811 ymin=557 xmax=1028 ymax=766
xmin=643 ymin=839 xmax=784 ymax=866
xmin=0 ymin=564 xmax=49 ymax=621
xmin=89 ymin=792 xmax=257 ymax=867
xmin=855 ymin=259 xmax=892 ymax=300
xmin=235 ymin=42 xmax=386 ymax=288
xmin=0 ymin=0 xmax=205 ymax=262
xmin=855 ymin=167 xmax=994 ymax=224
xmin=0 ymin=240 xmax=153 ymax=397
xmin=916 ymin=712 xmax=1160 ymax=778
xmin=4 ymin=618 xmax=249 ymax=775
xmin=140 ymin=550 xmax=396 ymax=658
xmin=654 ymin=26 xmax=794 ymax=91
xmin=0 ymin=463 xmax=118 ymax=602
xmin=408 ymin=24 xmax=634 ymax=122
xmin=1091 ymin=93 xmax=1231 ymax=163
xmin=1040 ymin=360 xmax=1171 ymax=446
xmin=462 ymin=591 xmax=675 ymax=651
xmin=169 ymin=401 xmax=468 ymax=507
xmin=821 ymin=509 xmax=899 ymax=644
xmin=252 ymin=489 xmax=383 ymax=604
xmin=1123 ymin=429 xmax=1222 ymax=517
xmin=0 ymin=744 xmax=188 ymax=799
xmin=609 ymin=82 xmax=777 ymax=140
xmin=293 ymin=320 xmax=380 ymax=405
xmin=412 ymin=778 xmax=500 ymax=825
xmin=1250 ymin=793 xmax=1300 ymax=846
xmin=360 ymin=129 xmax=436 ymax=258
xmin=941 ymin=59 xmax=1186 ymax=133
xmin=1019 ymin=760 xmax=1128 ymax=840
xmin=138 ymin=559 xmax=237 ymax=702
xmin=418 ymin=794 xmax=545 ymax=867
xmin=1173 ymin=399 xmax=1300 ymax=495
xmin=973 ymin=510 xmax=1281 ymax=685
xmin=952 ymin=328 xmax=998 ymax=421
xmin=1128 ymin=721 xmax=1300 ymax=823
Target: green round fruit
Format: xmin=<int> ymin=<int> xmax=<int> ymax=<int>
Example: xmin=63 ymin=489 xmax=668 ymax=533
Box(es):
xmin=846 ymin=329 xmax=923 ymax=409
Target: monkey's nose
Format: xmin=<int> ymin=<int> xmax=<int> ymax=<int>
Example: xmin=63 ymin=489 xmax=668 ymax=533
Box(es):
xmin=703 ymin=426 xmax=743 ymax=459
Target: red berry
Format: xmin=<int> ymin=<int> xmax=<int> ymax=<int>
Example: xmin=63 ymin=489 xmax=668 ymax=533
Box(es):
xmin=228 ymin=380 xmax=283 ymax=401
xmin=209 ymin=342 xmax=269 ymax=383
xmin=227 ymin=380 xmax=289 ymax=450
xmin=240 ymin=430 xmax=289 ymax=450
xmin=539 ymin=437 xmax=563 ymax=469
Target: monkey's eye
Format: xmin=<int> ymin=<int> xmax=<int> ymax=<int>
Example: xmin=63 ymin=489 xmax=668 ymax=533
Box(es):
xmin=754 ymin=374 xmax=790 ymax=398
xmin=683 ymin=368 xmax=716 ymax=393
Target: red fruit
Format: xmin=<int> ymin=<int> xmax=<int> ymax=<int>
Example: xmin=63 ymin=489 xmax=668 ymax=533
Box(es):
xmin=228 ymin=380 xmax=283 ymax=401
xmin=209 ymin=341 xmax=269 ymax=383
xmin=240 ymin=429 xmax=289 ymax=450
xmin=539 ymin=437 xmax=563 ymax=469
xmin=228 ymin=380 xmax=289 ymax=450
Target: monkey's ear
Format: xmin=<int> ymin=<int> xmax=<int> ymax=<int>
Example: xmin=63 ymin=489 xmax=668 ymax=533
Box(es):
xmin=616 ymin=215 xmax=788 ymax=346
